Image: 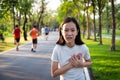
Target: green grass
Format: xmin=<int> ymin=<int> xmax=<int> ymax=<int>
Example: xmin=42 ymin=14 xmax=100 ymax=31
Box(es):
xmin=0 ymin=35 xmax=31 ymax=52
xmin=83 ymin=38 xmax=120 ymax=80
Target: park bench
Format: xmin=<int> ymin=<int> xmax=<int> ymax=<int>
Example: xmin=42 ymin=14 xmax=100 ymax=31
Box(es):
xmin=0 ymin=34 xmax=4 ymax=42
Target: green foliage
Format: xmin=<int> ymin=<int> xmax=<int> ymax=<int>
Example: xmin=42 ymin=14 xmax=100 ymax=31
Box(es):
xmin=57 ymin=1 xmax=82 ymax=23
xmin=0 ymin=18 xmax=13 ymax=36
xmin=0 ymin=29 xmax=2 ymax=34
xmin=3 ymin=31 xmax=9 ymax=36
xmin=19 ymin=0 xmax=32 ymax=14
xmin=0 ymin=0 xmax=19 ymax=16
xmin=115 ymin=3 xmax=120 ymax=28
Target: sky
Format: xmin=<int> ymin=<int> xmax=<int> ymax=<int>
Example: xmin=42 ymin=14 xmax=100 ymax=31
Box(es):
xmin=116 ymin=0 xmax=120 ymax=4
xmin=45 ymin=0 xmax=61 ymax=10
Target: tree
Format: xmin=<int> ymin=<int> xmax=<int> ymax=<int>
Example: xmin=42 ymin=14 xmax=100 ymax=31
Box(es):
xmin=111 ymin=0 xmax=116 ymax=51
xmin=57 ymin=1 xmax=81 ymax=23
xmin=115 ymin=3 xmax=120 ymax=30
xmin=0 ymin=0 xmax=19 ymax=29
xmin=106 ymin=1 xmax=111 ymax=34
xmin=36 ymin=0 xmax=46 ymax=32
xmin=96 ymin=0 xmax=106 ymax=44
xmin=0 ymin=0 xmax=19 ymax=41
xmin=91 ymin=0 xmax=97 ymax=41
xmin=73 ymin=0 xmax=86 ymax=38
xmin=85 ymin=0 xmax=91 ymax=40
xmin=19 ymin=0 xmax=32 ymax=40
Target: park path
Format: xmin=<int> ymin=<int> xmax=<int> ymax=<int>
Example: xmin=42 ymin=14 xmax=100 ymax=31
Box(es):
xmin=102 ymin=34 xmax=120 ymax=40
xmin=0 ymin=32 xmax=59 ymax=80
xmin=0 ymin=32 xmax=92 ymax=80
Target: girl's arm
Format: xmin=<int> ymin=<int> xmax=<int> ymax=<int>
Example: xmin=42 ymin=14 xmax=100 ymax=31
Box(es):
xmin=83 ymin=59 xmax=92 ymax=67
xmin=51 ymin=61 xmax=73 ymax=78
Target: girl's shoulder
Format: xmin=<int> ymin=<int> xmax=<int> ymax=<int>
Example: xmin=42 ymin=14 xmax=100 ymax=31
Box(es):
xmin=54 ymin=44 xmax=65 ymax=49
xmin=53 ymin=44 xmax=63 ymax=52
xmin=54 ymin=44 xmax=63 ymax=48
xmin=77 ymin=44 xmax=88 ymax=49
xmin=81 ymin=44 xmax=87 ymax=47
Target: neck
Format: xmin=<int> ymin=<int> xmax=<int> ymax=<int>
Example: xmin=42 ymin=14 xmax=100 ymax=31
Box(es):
xmin=66 ymin=42 xmax=75 ymax=48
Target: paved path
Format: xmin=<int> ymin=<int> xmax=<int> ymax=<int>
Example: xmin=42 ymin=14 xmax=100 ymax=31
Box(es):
xmin=102 ymin=34 xmax=120 ymax=40
xmin=0 ymin=32 xmax=59 ymax=80
xmin=0 ymin=32 xmax=91 ymax=80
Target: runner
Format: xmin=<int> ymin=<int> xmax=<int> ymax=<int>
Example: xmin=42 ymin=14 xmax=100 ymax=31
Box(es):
xmin=30 ymin=25 xmax=38 ymax=52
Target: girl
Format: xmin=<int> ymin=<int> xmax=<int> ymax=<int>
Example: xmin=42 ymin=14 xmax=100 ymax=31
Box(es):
xmin=51 ymin=17 xmax=92 ymax=80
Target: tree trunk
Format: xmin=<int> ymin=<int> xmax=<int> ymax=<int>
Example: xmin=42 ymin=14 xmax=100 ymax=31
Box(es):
xmin=93 ymin=11 xmax=96 ymax=41
xmin=23 ymin=13 xmax=27 ymax=41
xmin=37 ymin=0 xmax=45 ymax=34
xmin=106 ymin=2 xmax=110 ymax=34
xmin=111 ymin=0 xmax=116 ymax=51
xmin=86 ymin=0 xmax=90 ymax=40
xmin=12 ymin=3 xmax=15 ymax=29
xmin=92 ymin=0 xmax=97 ymax=41
xmin=99 ymin=13 xmax=102 ymax=45
xmin=98 ymin=0 xmax=102 ymax=45
xmin=16 ymin=10 xmax=21 ymax=26
xmin=82 ymin=0 xmax=86 ymax=39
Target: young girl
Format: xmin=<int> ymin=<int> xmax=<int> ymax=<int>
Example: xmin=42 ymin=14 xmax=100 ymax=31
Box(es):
xmin=51 ymin=17 xmax=92 ymax=80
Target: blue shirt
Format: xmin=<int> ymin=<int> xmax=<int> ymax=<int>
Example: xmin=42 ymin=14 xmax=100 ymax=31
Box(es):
xmin=45 ymin=27 xmax=49 ymax=33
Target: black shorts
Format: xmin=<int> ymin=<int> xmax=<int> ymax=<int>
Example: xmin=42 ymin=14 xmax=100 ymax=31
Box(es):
xmin=45 ymin=33 xmax=48 ymax=35
xmin=32 ymin=38 xmax=37 ymax=44
xmin=15 ymin=38 xmax=20 ymax=42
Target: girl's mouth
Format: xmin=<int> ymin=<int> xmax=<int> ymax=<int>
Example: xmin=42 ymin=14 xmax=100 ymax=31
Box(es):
xmin=66 ymin=37 xmax=73 ymax=40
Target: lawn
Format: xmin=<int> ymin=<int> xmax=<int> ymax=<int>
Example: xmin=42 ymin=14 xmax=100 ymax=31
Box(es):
xmin=0 ymin=35 xmax=31 ymax=52
xmin=84 ymin=38 xmax=120 ymax=80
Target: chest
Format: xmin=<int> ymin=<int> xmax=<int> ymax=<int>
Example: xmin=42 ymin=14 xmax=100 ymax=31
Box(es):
xmin=58 ymin=46 xmax=85 ymax=66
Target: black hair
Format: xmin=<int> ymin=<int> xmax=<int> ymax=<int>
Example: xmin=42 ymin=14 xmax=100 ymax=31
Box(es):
xmin=15 ymin=25 xmax=18 ymax=27
xmin=33 ymin=25 xmax=37 ymax=28
xmin=56 ymin=17 xmax=84 ymax=45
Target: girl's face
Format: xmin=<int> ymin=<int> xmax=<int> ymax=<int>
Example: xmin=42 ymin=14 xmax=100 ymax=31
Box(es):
xmin=61 ymin=22 xmax=78 ymax=45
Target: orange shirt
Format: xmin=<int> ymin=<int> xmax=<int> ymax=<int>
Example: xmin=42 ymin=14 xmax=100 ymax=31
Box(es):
xmin=30 ymin=28 xmax=38 ymax=39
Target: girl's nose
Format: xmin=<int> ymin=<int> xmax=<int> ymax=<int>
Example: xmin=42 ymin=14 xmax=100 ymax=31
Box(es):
xmin=68 ymin=31 xmax=72 ymax=35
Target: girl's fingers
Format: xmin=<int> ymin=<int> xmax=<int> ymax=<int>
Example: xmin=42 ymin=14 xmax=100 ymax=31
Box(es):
xmin=69 ymin=53 xmax=84 ymax=68
xmin=77 ymin=53 xmax=82 ymax=60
